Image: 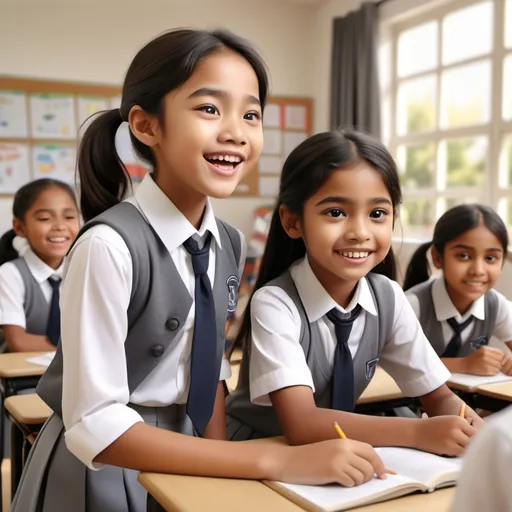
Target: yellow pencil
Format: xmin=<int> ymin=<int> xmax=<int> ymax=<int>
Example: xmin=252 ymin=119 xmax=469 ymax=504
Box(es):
xmin=459 ymin=402 xmax=466 ymax=419
xmin=333 ymin=422 xmax=396 ymax=475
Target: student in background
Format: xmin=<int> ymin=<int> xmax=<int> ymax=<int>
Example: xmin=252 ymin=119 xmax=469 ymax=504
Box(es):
xmin=12 ymin=30 xmax=387 ymax=512
xmin=451 ymin=405 xmax=512 ymax=512
xmin=226 ymin=130 xmax=483 ymax=456
xmin=0 ymin=179 xmax=79 ymax=352
xmin=404 ymin=205 xmax=512 ymax=376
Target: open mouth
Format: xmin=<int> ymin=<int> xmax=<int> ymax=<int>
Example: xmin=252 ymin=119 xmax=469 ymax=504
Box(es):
xmin=335 ymin=250 xmax=374 ymax=264
xmin=47 ymin=237 xmax=69 ymax=245
xmin=204 ymin=153 xmax=244 ymax=175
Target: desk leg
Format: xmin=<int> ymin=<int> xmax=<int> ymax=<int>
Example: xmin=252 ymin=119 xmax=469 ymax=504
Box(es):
xmin=147 ymin=494 xmax=166 ymax=512
xmin=10 ymin=421 xmax=23 ymax=501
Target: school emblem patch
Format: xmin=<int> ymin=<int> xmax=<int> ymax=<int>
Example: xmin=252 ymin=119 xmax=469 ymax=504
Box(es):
xmin=470 ymin=336 xmax=489 ymax=350
xmin=366 ymin=358 xmax=379 ymax=381
xmin=226 ymin=275 xmax=239 ymax=313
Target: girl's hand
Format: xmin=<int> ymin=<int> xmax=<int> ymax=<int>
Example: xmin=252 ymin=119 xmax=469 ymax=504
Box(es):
xmin=463 ymin=347 xmax=504 ymax=376
xmin=501 ymin=354 xmax=512 ymax=376
xmin=413 ymin=416 xmax=477 ymax=456
xmin=278 ymin=439 xmax=386 ymax=487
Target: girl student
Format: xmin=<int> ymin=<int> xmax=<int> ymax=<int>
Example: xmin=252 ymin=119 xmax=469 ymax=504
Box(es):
xmin=404 ymin=204 xmax=512 ymax=376
xmin=12 ymin=30 xmax=388 ymax=512
xmin=0 ymin=179 xmax=79 ymax=352
xmin=226 ymin=130 xmax=485 ymax=456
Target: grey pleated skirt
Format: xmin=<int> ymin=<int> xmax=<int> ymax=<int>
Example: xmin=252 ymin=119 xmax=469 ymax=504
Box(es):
xmin=12 ymin=403 xmax=193 ymax=512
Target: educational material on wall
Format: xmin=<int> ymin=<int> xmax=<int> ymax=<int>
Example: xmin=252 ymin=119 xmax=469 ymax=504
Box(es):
xmin=0 ymin=91 xmax=28 ymax=138
xmin=265 ymin=447 xmax=461 ymax=512
xmin=259 ymin=156 xmax=283 ymax=174
xmin=30 ymin=93 xmax=77 ymax=140
xmin=0 ymin=143 xmax=31 ymax=193
xmin=115 ymin=123 xmax=149 ymax=182
xmin=259 ymin=176 xmax=280 ymax=197
xmin=77 ymin=95 xmax=109 ymax=132
xmin=263 ymin=103 xmax=281 ymax=128
xmin=262 ymin=129 xmax=282 ymax=155
xmin=32 ymin=144 xmax=77 ymax=185
xmin=285 ymin=104 xmax=307 ymax=130
xmin=284 ymin=131 xmax=308 ymax=158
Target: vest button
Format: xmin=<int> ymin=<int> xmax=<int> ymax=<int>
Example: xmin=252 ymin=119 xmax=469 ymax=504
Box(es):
xmin=151 ymin=344 xmax=164 ymax=358
xmin=165 ymin=318 xmax=180 ymax=331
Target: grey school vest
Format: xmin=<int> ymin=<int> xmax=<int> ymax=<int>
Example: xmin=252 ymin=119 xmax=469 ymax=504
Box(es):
xmin=407 ymin=280 xmax=498 ymax=357
xmin=37 ymin=202 xmax=242 ymax=417
xmin=226 ymin=271 xmax=395 ymax=440
xmin=11 ymin=257 xmax=51 ymax=335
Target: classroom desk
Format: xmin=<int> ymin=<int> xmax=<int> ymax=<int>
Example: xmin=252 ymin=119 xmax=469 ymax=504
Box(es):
xmin=473 ymin=381 xmax=512 ymax=412
xmin=139 ymin=473 xmax=454 ymax=512
xmin=4 ymin=394 xmax=52 ymax=498
xmin=0 ymin=351 xmax=50 ymax=511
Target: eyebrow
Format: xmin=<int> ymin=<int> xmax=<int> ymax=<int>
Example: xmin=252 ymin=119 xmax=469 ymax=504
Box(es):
xmin=187 ymin=87 xmax=261 ymax=107
xmin=451 ymin=244 xmax=503 ymax=252
xmin=33 ymin=209 xmax=54 ymax=215
xmin=315 ymin=196 xmax=393 ymax=207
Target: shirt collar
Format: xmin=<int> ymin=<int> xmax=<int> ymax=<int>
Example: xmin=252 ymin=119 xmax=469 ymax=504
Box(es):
xmin=132 ymin=173 xmax=221 ymax=253
xmin=290 ymin=256 xmax=378 ymax=322
xmin=432 ymin=276 xmax=485 ymax=322
xmin=23 ymin=248 xmax=63 ymax=284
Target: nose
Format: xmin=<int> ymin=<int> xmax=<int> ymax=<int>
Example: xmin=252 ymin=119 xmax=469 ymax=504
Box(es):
xmin=218 ymin=114 xmax=247 ymax=146
xmin=469 ymin=258 xmax=486 ymax=276
xmin=344 ymin=215 xmax=371 ymax=242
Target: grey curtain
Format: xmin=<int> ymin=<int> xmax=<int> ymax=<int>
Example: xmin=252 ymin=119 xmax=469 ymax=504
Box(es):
xmin=330 ymin=2 xmax=381 ymax=137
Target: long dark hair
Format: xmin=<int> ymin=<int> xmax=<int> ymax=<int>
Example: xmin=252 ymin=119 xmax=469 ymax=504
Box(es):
xmin=0 ymin=179 xmax=78 ymax=265
xmin=234 ymin=130 xmax=402 ymax=351
xmin=77 ymin=28 xmax=269 ymax=222
xmin=403 ymin=204 xmax=509 ymax=291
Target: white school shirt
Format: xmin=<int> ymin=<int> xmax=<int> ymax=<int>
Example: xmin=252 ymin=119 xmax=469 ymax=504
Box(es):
xmin=249 ymin=257 xmax=450 ymax=406
xmin=406 ymin=277 xmax=512 ymax=353
xmin=451 ymin=406 xmax=512 ymax=512
xmin=0 ymin=247 xmax=63 ymax=328
xmin=61 ymin=174 xmax=246 ymax=469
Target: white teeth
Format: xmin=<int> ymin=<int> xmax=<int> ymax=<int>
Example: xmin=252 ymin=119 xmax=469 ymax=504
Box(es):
xmin=340 ymin=251 xmax=369 ymax=258
xmin=49 ymin=237 xmax=66 ymax=243
xmin=207 ymin=154 xmax=242 ymax=163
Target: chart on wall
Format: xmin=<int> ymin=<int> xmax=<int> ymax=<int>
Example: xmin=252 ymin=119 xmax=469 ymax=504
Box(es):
xmin=0 ymin=143 xmax=31 ymax=193
xmin=32 ymin=145 xmax=77 ymax=185
xmin=30 ymin=93 xmax=77 ymax=139
xmin=77 ymin=96 xmax=110 ymax=134
xmin=0 ymin=91 xmax=28 ymax=138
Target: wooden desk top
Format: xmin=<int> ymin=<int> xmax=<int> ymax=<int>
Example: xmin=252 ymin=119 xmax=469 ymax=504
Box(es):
xmin=357 ymin=367 xmax=404 ymax=405
xmin=138 ymin=473 xmax=454 ymax=512
xmin=4 ymin=394 xmax=52 ymax=425
xmin=0 ymin=352 xmax=51 ymax=378
xmin=476 ymin=381 xmax=512 ymax=402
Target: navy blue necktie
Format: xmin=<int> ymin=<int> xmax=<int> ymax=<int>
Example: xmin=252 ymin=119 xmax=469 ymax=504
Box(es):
xmin=327 ymin=305 xmax=362 ymax=412
xmin=443 ymin=316 xmax=474 ymax=357
xmin=46 ymin=277 xmax=61 ymax=346
xmin=183 ymin=234 xmax=218 ymax=435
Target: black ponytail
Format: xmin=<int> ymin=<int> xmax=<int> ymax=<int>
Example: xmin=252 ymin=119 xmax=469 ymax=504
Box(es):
xmin=0 ymin=229 xmax=18 ymax=265
xmin=402 ymin=241 xmax=433 ymax=291
xmin=78 ymin=28 xmax=269 ymax=223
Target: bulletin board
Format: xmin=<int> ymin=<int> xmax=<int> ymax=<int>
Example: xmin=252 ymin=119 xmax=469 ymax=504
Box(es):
xmin=233 ymin=96 xmax=313 ymax=198
xmin=0 ymin=77 xmax=312 ymax=199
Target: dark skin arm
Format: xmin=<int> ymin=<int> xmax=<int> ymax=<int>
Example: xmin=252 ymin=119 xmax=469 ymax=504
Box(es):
xmin=2 ymin=324 xmax=56 ymax=352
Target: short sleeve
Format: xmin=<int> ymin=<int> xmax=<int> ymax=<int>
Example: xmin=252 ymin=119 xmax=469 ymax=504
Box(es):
xmin=0 ymin=262 xmax=27 ymax=328
xmin=491 ymin=292 xmax=512 ymax=343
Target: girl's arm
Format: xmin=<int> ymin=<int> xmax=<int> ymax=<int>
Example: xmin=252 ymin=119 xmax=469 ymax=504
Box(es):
xmin=442 ymin=348 xmax=504 ymax=376
xmin=2 ymin=325 xmax=55 ymax=352
xmin=203 ymin=381 xmax=227 ymax=440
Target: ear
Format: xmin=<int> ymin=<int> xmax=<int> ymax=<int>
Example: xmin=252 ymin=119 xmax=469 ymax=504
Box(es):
xmin=431 ymin=246 xmax=443 ymax=270
xmin=128 ymin=105 xmax=160 ymax=148
xmin=12 ymin=218 xmax=26 ymax=238
xmin=279 ymin=205 xmax=302 ymax=239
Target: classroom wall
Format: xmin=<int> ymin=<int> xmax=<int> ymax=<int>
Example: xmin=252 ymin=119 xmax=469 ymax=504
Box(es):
xmin=0 ymin=0 xmax=316 ymax=237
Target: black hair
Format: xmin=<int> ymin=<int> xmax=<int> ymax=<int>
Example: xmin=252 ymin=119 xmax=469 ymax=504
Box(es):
xmin=233 ymin=129 xmax=402 ymax=353
xmin=403 ymin=204 xmax=509 ymax=291
xmin=77 ymin=28 xmax=269 ymax=222
xmin=0 ymin=179 xmax=78 ymax=265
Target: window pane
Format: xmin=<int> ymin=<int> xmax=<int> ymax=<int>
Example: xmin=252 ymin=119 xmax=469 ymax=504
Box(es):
xmin=397 ymin=143 xmax=435 ymax=188
xmin=401 ymin=199 xmax=433 ymax=227
xmin=439 ymin=197 xmax=479 ymax=214
xmin=504 ymin=55 xmax=512 ymax=121
xmin=500 ymin=135 xmax=512 ymax=188
xmin=441 ymin=137 xmax=487 ymax=188
xmin=397 ymin=75 xmax=436 ymax=135
xmin=442 ymin=2 xmax=493 ymax=65
xmin=441 ymin=61 xmax=491 ymax=128
xmin=398 ymin=22 xmax=437 ymax=77
xmin=506 ymin=0 xmax=512 ymax=48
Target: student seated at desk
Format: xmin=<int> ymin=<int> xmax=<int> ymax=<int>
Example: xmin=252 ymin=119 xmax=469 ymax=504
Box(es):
xmin=451 ymin=405 xmax=512 ymax=512
xmin=0 ymin=179 xmax=79 ymax=352
xmin=226 ymin=130 xmax=483 ymax=455
xmin=404 ymin=205 xmax=512 ymax=377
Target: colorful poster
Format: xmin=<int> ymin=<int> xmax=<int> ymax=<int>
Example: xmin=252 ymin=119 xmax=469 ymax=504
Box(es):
xmin=115 ymin=123 xmax=149 ymax=182
xmin=32 ymin=145 xmax=77 ymax=185
xmin=30 ymin=93 xmax=76 ymax=139
xmin=0 ymin=91 xmax=28 ymax=138
xmin=0 ymin=143 xmax=31 ymax=193
xmin=77 ymin=96 xmax=109 ymax=133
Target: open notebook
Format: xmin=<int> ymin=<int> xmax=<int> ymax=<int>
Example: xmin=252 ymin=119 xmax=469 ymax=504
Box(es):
xmin=449 ymin=372 xmax=512 ymax=388
xmin=26 ymin=352 xmax=55 ymax=367
xmin=264 ymin=447 xmax=461 ymax=512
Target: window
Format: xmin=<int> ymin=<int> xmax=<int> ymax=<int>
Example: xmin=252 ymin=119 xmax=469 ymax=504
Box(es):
xmin=384 ymin=0 xmax=512 ymax=236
